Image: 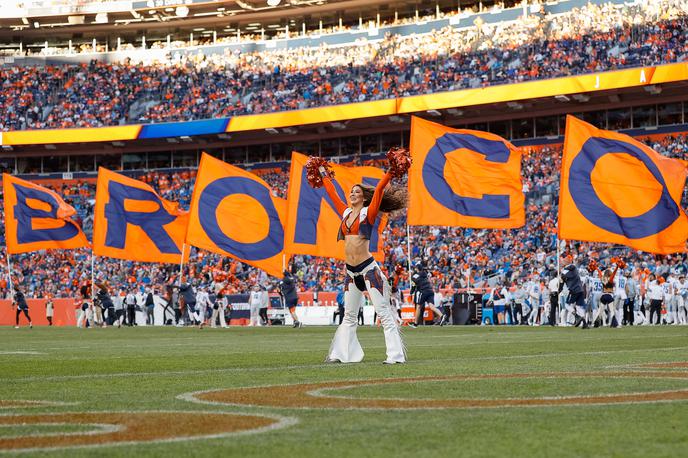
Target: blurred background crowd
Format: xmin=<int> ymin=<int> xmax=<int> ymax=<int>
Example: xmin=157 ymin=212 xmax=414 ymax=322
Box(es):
xmin=2 ymin=1 xmax=688 ymax=131
xmin=1 ymin=132 xmax=686 ymax=299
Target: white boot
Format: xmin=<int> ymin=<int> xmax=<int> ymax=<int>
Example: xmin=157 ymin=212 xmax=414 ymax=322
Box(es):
xmin=373 ymin=296 xmax=406 ymax=364
xmin=327 ymin=318 xmax=364 ymax=363
xmin=327 ymin=288 xmax=364 ymax=363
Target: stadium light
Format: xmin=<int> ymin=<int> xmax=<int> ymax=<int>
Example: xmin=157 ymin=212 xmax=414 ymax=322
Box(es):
xmin=554 ymin=95 xmax=570 ymax=102
xmin=426 ymin=109 xmax=442 ymax=117
xmin=176 ymin=6 xmax=189 ymax=17
xmin=572 ymin=94 xmax=590 ymax=102
xmin=267 ymin=0 xmax=282 ymax=6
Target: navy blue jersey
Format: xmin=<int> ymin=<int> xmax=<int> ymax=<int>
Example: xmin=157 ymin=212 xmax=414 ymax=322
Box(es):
xmin=411 ymin=270 xmax=432 ymax=294
xmin=97 ymin=288 xmax=114 ymax=308
xmin=15 ymin=291 xmax=29 ymax=309
xmin=179 ymin=284 xmax=196 ymax=305
xmin=561 ymin=264 xmax=583 ymax=295
xmin=280 ymin=275 xmax=298 ymax=303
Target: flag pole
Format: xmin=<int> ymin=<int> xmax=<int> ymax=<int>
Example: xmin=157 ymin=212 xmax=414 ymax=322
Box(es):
xmin=282 ymin=254 xmax=286 ymax=271
xmin=406 ymin=223 xmax=412 ymax=271
xmin=6 ymin=250 xmax=14 ymax=300
xmin=466 ymin=263 xmax=471 ymax=294
xmin=91 ymin=251 xmax=95 ymax=302
xmin=556 ymin=236 xmax=562 ymax=326
xmin=178 ymin=243 xmax=186 ymax=287
xmin=556 ymin=236 xmax=561 ymax=276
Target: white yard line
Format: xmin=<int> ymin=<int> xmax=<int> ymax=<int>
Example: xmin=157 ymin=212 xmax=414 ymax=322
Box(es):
xmin=3 ymin=346 xmax=688 ymax=384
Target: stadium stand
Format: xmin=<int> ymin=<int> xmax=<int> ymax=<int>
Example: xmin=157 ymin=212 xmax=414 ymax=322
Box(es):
xmin=1 ymin=1 xmax=688 ymax=131
xmin=0 ymin=0 xmax=685 ymax=330
xmin=1 ymin=132 xmax=686 ymax=300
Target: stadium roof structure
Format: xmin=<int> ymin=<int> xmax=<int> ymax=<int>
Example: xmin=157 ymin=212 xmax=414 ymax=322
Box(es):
xmin=1 ymin=62 xmax=688 ymax=160
xmin=0 ymin=0 xmax=492 ymax=43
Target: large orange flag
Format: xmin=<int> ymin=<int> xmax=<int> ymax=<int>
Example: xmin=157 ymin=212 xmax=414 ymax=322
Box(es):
xmin=93 ymin=168 xmax=190 ymax=263
xmin=3 ymin=174 xmax=89 ymax=254
xmin=408 ymin=116 xmax=524 ymax=228
xmin=284 ymin=152 xmax=388 ymax=262
xmin=186 ymin=153 xmax=288 ymax=278
xmin=559 ymin=115 xmax=687 ymax=254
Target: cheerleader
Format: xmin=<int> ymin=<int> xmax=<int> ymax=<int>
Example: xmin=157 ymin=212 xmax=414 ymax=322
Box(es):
xmin=589 ymin=258 xmax=623 ymax=327
xmin=311 ymin=151 xmax=408 ymax=364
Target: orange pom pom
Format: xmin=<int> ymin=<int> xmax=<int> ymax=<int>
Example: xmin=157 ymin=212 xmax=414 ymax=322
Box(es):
xmin=588 ymin=260 xmax=598 ymax=273
xmin=305 ymin=156 xmax=334 ymax=188
xmin=386 ymin=147 xmax=412 ymax=178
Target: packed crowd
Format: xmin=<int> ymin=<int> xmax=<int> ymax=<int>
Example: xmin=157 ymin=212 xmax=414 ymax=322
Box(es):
xmin=1 ymin=131 xmax=686 ymax=301
xmin=2 ymin=1 xmax=688 ymax=131
xmin=20 ymin=1 xmax=518 ymax=57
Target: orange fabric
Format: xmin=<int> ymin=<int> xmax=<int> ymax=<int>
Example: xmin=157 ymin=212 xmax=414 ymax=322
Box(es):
xmin=322 ymin=177 xmax=348 ymax=215
xmin=186 ymin=153 xmax=288 ymax=278
xmin=92 ymin=168 xmax=190 ymax=263
xmin=559 ymin=115 xmax=688 ymax=254
xmin=2 ymin=174 xmax=89 ymax=254
xmin=365 ymin=171 xmax=392 ymax=224
xmin=284 ymin=152 xmax=388 ymax=262
xmin=408 ymin=116 xmax=525 ymax=228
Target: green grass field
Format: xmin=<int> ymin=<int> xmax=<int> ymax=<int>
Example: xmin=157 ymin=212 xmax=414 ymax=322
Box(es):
xmin=2 ymin=325 xmax=688 ymax=457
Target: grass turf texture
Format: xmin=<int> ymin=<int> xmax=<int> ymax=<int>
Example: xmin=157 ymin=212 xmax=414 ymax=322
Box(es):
xmin=2 ymin=325 xmax=688 ymax=457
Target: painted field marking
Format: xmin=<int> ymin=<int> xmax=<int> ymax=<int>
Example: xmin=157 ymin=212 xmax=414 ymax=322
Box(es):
xmin=0 ymin=422 xmax=120 ymax=440
xmin=0 ymin=411 xmax=297 ymax=453
xmin=0 ymin=352 xmax=45 ymax=356
xmin=0 ymin=400 xmax=76 ymax=410
xmin=180 ymin=370 xmax=688 ymax=411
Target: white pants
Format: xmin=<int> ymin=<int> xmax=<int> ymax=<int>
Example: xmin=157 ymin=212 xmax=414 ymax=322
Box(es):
xmin=187 ymin=304 xmax=204 ymax=324
xmin=665 ymin=296 xmax=676 ymax=324
xmin=526 ymin=302 xmax=538 ymax=325
xmin=249 ymin=304 xmax=261 ymax=326
xmin=211 ymin=303 xmax=228 ymax=328
xmin=327 ymin=260 xmax=405 ymax=363
xmin=613 ymin=295 xmax=625 ymax=326
xmin=677 ymin=296 xmax=687 ymax=324
xmin=76 ymin=306 xmax=92 ymax=328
